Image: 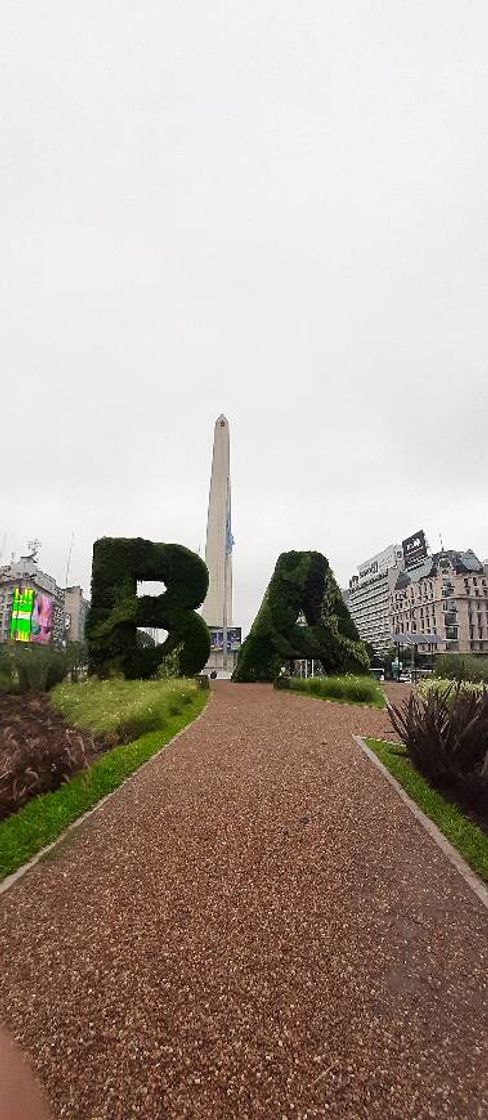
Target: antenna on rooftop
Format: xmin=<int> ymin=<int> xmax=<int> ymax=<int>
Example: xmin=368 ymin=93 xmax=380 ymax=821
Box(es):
xmin=27 ymin=538 xmax=41 ymax=562
xmin=439 ymin=532 xmax=445 ymax=552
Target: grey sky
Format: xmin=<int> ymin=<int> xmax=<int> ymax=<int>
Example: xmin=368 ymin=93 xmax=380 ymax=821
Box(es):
xmin=1 ymin=1 xmax=487 ymax=636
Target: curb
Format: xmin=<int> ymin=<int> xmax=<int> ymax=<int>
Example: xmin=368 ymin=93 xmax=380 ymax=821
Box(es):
xmin=0 ymin=694 xmax=212 ymax=898
xmin=352 ymin=735 xmax=488 ymax=911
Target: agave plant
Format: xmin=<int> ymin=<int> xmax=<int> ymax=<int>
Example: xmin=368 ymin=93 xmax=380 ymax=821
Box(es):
xmin=388 ymin=685 xmax=488 ymax=817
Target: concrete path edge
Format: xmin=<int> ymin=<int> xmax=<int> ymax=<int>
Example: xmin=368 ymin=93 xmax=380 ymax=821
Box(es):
xmin=0 ymin=694 xmax=212 ymax=899
xmin=352 ymin=734 xmax=488 ymax=911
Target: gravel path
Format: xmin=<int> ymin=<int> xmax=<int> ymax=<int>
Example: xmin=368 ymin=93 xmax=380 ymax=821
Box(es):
xmin=1 ymin=683 xmax=487 ymax=1119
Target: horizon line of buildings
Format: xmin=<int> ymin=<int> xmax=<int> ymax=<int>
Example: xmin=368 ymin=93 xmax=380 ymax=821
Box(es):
xmin=345 ymin=529 xmax=488 ymax=658
xmin=4 ymin=525 xmax=488 ymax=662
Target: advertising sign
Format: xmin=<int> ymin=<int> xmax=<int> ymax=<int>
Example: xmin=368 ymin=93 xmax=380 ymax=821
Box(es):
xmin=9 ymin=587 xmax=53 ymax=644
xmin=402 ymin=530 xmax=428 ymax=570
xmin=31 ymin=592 xmax=54 ymax=644
xmin=209 ymin=626 xmax=242 ymax=652
xmin=10 ymin=587 xmax=35 ymax=642
xmin=358 ymin=543 xmax=404 ymax=584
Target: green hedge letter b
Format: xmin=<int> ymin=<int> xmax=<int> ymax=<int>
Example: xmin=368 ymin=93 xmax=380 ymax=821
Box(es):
xmin=86 ymin=538 xmax=210 ymax=679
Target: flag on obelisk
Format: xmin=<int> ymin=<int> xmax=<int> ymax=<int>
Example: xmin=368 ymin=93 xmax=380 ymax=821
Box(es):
xmin=201 ymin=415 xmax=233 ymax=628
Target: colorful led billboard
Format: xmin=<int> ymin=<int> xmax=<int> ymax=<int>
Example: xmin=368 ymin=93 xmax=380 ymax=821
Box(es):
xmin=9 ymin=587 xmax=53 ymax=644
xmin=31 ymin=592 xmax=54 ymax=644
xmin=10 ymin=587 xmax=35 ymax=642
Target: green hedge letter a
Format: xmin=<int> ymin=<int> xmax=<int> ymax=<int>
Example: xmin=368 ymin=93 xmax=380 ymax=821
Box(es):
xmin=233 ymin=550 xmax=368 ymax=682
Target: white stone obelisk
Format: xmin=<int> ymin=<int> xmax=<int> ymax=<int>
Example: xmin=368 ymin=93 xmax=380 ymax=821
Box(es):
xmin=202 ymin=415 xmax=233 ymax=634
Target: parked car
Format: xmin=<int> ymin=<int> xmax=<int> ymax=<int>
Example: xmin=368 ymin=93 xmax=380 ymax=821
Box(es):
xmin=368 ymin=667 xmax=385 ymax=682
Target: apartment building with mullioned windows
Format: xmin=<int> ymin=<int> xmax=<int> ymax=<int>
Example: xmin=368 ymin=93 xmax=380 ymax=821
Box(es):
xmin=390 ymin=549 xmax=488 ymax=656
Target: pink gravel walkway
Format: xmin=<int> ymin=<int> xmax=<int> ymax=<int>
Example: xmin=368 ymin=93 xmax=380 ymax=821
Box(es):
xmin=1 ymin=683 xmax=487 ymax=1119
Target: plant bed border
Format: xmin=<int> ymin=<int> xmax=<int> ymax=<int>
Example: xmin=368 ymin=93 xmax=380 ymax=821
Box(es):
xmin=353 ymin=735 xmax=488 ymax=906
xmin=0 ymin=691 xmax=209 ymax=890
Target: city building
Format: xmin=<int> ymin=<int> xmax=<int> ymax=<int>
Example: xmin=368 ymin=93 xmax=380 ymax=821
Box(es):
xmin=0 ymin=549 xmax=89 ymax=647
xmin=201 ymin=415 xmax=241 ymax=674
xmin=391 ymin=549 xmax=488 ymax=656
xmin=348 ymin=529 xmax=488 ymax=658
xmin=64 ymin=585 xmax=90 ymax=643
xmin=53 ymin=586 xmax=67 ymax=646
xmin=0 ymin=552 xmax=59 ymax=645
xmin=347 ymin=542 xmax=406 ymax=654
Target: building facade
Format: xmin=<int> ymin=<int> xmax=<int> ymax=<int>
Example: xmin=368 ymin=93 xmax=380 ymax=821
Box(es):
xmin=0 ymin=554 xmax=59 ymax=645
xmin=347 ymin=543 xmax=405 ymax=654
xmin=64 ymin=585 xmax=90 ymax=643
xmin=0 ymin=554 xmax=89 ymax=647
xmin=391 ymin=549 xmax=488 ymax=656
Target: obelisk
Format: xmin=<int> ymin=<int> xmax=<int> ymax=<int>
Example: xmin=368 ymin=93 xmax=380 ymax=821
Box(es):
xmin=201 ymin=415 xmax=233 ymax=632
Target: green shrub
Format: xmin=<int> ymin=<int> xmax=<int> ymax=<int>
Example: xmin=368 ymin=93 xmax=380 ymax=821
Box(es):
xmin=6 ymin=645 xmax=69 ymax=693
xmin=277 ymin=674 xmax=385 ymax=708
xmin=388 ymin=687 xmax=488 ymax=817
xmin=51 ymin=677 xmax=198 ymax=741
xmin=233 ymin=550 xmax=369 ymax=682
xmin=157 ymin=647 xmax=184 ymax=679
xmin=0 ymin=647 xmax=13 ymax=692
xmin=87 ymin=537 xmax=210 ymax=679
xmin=418 ymin=677 xmax=485 ymax=702
xmin=434 ymin=653 xmax=488 ymax=684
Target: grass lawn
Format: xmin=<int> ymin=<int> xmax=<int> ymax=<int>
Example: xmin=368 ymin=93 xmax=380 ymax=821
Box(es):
xmin=0 ymin=679 xmax=208 ymax=882
xmin=279 ymin=675 xmax=386 ymax=709
xmin=367 ymin=738 xmax=488 ymax=884
xmin=51 ymin=676 xmax=200 ymax=739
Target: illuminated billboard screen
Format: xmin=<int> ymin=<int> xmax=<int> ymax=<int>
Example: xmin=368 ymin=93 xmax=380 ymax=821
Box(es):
xmin=10 ymin=587 xmax=35 ymax=642
xmin=209 ymin=626 xmax=242 ymax=652
xmin=31 ymin=592 xmax=54 ymax=644
xmin=9 ymin=587 xmax=53 ymax=644
xmin=402 ymin=530 xmax=428 ymax=570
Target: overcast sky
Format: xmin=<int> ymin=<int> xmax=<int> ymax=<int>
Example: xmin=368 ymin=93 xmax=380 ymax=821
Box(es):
xmin=1 ymin=2 xmax=487 ymax=635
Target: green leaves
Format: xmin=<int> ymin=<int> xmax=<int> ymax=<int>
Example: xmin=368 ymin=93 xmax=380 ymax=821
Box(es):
xmin=233 ymin=550 xmax=369 ymax=682
xmin=87 ymin=538 xmax=210 ymax=679
xmin=388 ymin=686 xmax=488 ymax=818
